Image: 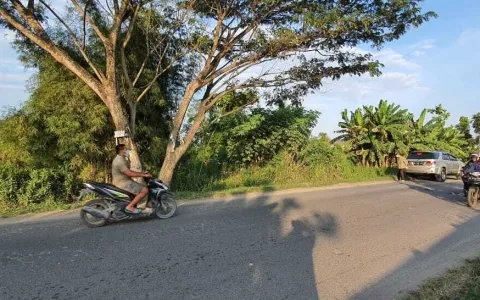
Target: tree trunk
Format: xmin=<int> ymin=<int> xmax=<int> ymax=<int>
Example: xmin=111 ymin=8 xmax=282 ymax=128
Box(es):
xmin=158 ymin=101 xmax=208 ymax=185
xmin=128 ymin=101 xmax=137 ymax=139
xmin=105 ymin=89 xmax=143 ymax=172
xmin=158 ymin=151 xmax=181 ymax=185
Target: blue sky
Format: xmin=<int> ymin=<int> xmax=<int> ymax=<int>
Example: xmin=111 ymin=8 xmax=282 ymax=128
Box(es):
xmin=1 ymin=0 xmax=479 ymax=137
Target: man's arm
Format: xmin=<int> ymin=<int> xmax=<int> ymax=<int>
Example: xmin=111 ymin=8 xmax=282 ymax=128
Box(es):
xmin=115 ymin=157 xmax=152 ymax=178
xmin=123 ymin=169 xmax=152 ymax=178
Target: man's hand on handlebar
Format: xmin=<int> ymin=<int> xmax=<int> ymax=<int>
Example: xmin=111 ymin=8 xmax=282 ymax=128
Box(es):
xmin=143 ymin=172 xmax=153 ymax=178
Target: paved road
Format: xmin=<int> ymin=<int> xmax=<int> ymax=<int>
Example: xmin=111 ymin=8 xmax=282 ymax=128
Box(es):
xmin=2 ymin=180 xmax=480 ymax=300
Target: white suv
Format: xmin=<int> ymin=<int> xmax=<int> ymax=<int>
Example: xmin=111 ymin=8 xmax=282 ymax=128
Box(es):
xmin=406 ymin=151 xmax=464 ymax=182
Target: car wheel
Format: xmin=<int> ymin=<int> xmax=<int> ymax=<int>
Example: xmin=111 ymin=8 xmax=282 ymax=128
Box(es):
xmin=435 ymin=168 xmax=446 ymax=182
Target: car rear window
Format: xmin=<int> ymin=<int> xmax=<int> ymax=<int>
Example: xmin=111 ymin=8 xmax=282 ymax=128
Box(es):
xmin=407 ymin=152 xmax=439 ymax=160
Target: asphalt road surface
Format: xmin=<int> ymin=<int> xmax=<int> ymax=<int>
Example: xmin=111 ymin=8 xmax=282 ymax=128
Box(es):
xmin=2 ymin=180 xmax=480 ymax=300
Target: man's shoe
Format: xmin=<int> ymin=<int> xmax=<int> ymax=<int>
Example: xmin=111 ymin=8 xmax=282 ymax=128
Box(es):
xmin=125 ymin=207 xmax=141 ymax=214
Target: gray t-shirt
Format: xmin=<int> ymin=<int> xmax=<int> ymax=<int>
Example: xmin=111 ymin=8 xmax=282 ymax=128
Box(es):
xmin=112 ymin=155 xmax=131 ymax=188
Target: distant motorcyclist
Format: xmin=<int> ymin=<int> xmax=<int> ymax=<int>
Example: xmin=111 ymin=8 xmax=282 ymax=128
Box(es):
xmin=462 ymin=153 xmax=480 ymax=194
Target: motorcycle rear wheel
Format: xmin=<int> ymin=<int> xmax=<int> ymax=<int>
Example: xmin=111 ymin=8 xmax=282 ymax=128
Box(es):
xmin=80 ymin=199 xmax=109 ymax=227
xmin=467 ymin=187 xmax=478 ymax=208
xmin=155 ymin=194 xmax=177 ymax=219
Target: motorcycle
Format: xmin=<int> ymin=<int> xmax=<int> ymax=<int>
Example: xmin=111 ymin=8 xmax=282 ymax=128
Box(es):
xmin=462 ymin=170 xmax=480 ymax=208
xmin=78 ymin=176 xmax=177 ymax=227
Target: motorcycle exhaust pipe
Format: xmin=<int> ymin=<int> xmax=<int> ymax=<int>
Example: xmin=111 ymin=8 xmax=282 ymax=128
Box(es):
xmin=81 ymin=206 xmax=110 ymax=219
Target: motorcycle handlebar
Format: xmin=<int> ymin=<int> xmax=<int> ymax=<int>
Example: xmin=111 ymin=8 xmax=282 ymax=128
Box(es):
xmin=141 ymin=172 xmax=163 ymax=184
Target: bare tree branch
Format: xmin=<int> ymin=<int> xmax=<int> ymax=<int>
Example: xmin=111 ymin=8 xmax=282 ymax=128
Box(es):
xmin=82 ymin=0 xmax=92 ymax=50
xmin=208 ymin=98 xmax=258 ymax=124
xmin=11 ymin=0 xmax=45 ymax=34
xmin=121 ymin=0 xmax=141 ymax=49
xmin=135 ymin=49 xmax=186 ymax=103
xmin=110 ymin=0 xmax=130 ymax=42
xmin=0 ymin=5 xmax=104 ymax=99
xmin=38 ymin=0 xmax=105 ymax=82
xmin=120 ymin=0 xmax=142 ymax=102
xmin=70 ymin=0 xmax=108 ymax=45
xmin=113 ymin=0 xmax=120 ymax=12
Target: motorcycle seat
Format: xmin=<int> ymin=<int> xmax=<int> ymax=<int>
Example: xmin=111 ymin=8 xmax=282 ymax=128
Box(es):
xmin=85 ymin=181 xmax=137 ymax=199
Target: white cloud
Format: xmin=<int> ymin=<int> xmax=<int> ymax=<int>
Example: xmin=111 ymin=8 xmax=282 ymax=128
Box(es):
xmin=0 ymin=84 xmax=25 ymax=90
xmin=412 ymin=50 xmax=425 ymax=57
xmin=303 ymin=47 xmax=427 ymax=103
xmin=0 ymin=59 xmax=25 ymax=71
xmin=380 ymin=72 xmax=428 ymax=91
xmin=340 ymin=46 xmax=421 ymax=70
xmin=408 ymin=39 xmax=435 ymax=57
xmin=235 ymin=46 xmax=421 ymax=85
xmin=0 ymin=29 xmax=16 ymax=51
xmin=410 ymin=39 xmax=435 ymax=50
xmin=318 ymin=71 xmax=428 ymax=103
xmin=374 ymin=48 xmax=421 ymax=70
xmin=302 ymin=99 xmax=328 ymax=112
xmin=0 ymin=72 xmax=31 ymax=84
xmin=457 ymin=29 xmax=480 ymax=45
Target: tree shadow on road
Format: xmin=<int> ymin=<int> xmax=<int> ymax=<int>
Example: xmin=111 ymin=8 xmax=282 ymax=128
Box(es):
xmin=352 ymin=180 xmax=480 ymax=300
xmin=352 ymin=213 xmax=480 ymax=299
xmin=402 ymin=180 xmax=466 ymax=207
xmin=0 ymin=194 xmax=339 ymax=300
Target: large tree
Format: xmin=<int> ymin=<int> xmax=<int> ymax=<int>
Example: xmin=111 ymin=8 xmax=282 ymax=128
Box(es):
xmin=1 ymin=0 xmax=436 ymax=184
xmin=0 ymin=0 xmax=195 ymax=173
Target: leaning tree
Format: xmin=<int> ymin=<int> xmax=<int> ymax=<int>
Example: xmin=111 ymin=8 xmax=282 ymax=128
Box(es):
xmin=0 ymin=0 xmax=436 ymax=184
xmin=0 ymin=0 xmax=198 ymax=173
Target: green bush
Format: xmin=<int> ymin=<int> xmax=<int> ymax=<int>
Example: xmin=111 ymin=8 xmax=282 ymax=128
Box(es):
xmin=172 ymin=138 xmax=394 ymax=194
xmin=0 ymin=166 xmax=80 ymax=209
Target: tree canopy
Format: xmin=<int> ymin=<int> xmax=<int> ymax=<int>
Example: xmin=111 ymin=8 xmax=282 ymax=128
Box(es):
xmin=0 ymin=0 xmax=437 ymax=184
xmin=334 ymin=100 xmax=472 ymax=166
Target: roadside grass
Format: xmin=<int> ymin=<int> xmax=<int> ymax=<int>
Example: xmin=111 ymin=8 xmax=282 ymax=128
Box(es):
xmin=174 ymin=162 xmax=395 ymax=199
xmin=0 ymin=201 xmax=84 ymax=218
xmin=1 ymin=166 xmax=395 ymax=218
xmin=404 ymin=257 xmax=480 ymax=300
xmin=175 ymin=171 xmax=394 ymax=200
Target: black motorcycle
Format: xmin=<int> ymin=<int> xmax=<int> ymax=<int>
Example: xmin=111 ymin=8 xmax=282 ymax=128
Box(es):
xmin=462 ymin=170 xmax=480 ymax=208
xmin=78 ymin=177 xmax=177 ymax=227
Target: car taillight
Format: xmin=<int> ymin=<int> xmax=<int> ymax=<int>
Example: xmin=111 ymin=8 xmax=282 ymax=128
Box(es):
xmin=425 ymin=161 xmax=436 ymax=166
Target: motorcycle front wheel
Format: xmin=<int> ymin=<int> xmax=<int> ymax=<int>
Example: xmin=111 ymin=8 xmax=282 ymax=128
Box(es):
xmin=155 ymin=194 xmax=177 ymax=219
xmin=80 ymin=199 xmax=109 ymax=227
xmin=467 ymin=187 xmax=478 ymax=208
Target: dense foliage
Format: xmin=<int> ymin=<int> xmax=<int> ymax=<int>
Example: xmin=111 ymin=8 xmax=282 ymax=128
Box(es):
xmin=334 ymin=100 xmax=474 ymax=166
xmin=173 ymin=106 xmax=321 ymax=191
xmin=1 ymin=1 xmax=473 ymax=216
xmin=1 ymin=93 xmax=478 ymax=212
xmin=0 ymin=0 xmax=436 ymax=184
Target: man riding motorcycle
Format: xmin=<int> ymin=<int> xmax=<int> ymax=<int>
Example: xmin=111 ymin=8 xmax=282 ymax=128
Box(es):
xmin=462 ymin=153 xmax=480 ymax=195
xmin=112 ymin=144 xmax=152 ymax=214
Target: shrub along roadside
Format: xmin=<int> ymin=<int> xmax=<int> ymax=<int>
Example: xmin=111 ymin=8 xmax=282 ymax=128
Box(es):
xmin=0 ymin=165 xmax=81 ymax=217
xmin=172 ymin=136 xmax=395 ymax=195
xmin=0 ymin=152 xmax=394 ymax=217
xmin=175 ymin=166 xmax=394 ymax=200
